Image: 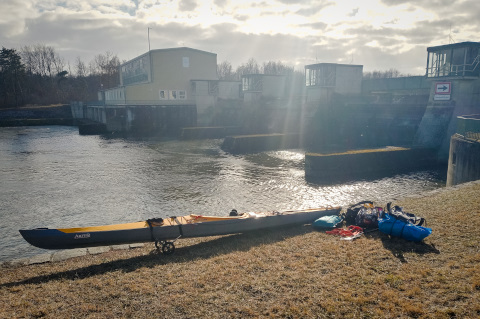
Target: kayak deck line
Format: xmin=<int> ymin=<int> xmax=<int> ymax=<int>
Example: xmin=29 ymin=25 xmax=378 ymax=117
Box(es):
xmin=56 ymin=214 xmax=251 ymax=233
xmin=56 ymin=208 xmax=335 ymax=234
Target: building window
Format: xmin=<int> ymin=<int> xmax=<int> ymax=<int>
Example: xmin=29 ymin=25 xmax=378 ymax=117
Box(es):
xmin=159 ymin=90 xmax=167 ymax=100
xmin=208 ymin=81 xmax=219 ymax=95
xmin=427 ymin=44 xmax=480 ymax=78
xmin=306 ymin=69 xmax=315 ymax=86
xmin=121 ymin=55 xmax=151 ymax=85
xmin=242 ymin=76 xmax=262 ymax=91
xmin=159 ymin=90 xmax=187 ymax=100
xmin=305 ymin=66 xmax=336 ymax=87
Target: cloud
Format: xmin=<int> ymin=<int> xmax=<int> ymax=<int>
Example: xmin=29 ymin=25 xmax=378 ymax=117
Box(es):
xmin=295 ymin=1 xmax=335 ymax=17
xmin=179 ymin=0 xmax=197 ymax=11
xmin=0 ymin=0 xmax=37 ymax=37
xmin=348 ymin=8 xmax=359 ymax=17
xmin=0 ymin=0 xmax=478 ymax=76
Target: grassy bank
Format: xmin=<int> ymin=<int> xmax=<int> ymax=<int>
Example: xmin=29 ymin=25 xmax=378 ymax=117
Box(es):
xmin=1 ymin=182 xmax=479 ymax=318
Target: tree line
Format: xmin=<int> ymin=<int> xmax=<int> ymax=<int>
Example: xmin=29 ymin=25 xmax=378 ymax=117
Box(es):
xmin=0 ymin=45 xmax=120 ymax=108
xmin=217 ymin=58 xmax=299 ymax=80
xmin=0 ymin=43 xmax=408 ymax=109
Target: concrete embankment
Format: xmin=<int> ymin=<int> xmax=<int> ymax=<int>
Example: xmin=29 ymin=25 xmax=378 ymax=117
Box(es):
xmin=0 ymin=244 xmax=144 ymax=268
xmin=0 ymin=105 xmax=74 ymax=127
xmin=446 ymin=133 xmax=480 ymax=186
xmin=0 ymin=118 xmax=75 ymax=126
xmin=305 ymin=146 xmax=437 ymax=181
xmin=221 ymin=133 xmax=301 ymax=154
xmin=180 ymin=126 xmax=243 ymax=140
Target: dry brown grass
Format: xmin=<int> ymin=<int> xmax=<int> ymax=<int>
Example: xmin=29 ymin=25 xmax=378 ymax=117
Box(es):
xmin=1 ymin=182 xmax=480 ymax=318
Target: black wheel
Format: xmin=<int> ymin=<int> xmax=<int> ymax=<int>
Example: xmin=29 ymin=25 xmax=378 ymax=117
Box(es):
xmin=162 ymin=242 xmax=175 ymax=255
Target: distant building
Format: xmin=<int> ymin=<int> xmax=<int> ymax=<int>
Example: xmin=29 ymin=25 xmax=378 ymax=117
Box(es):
xmin=100 ymin=47 xmax=240 ymax=126
xmin=426 ymin=41 xmax=480 ymax=78
xmin=105 ymin=47 xmax=217 ymax=105
xmin=304 ymin=63 xmax=363 ymax=104
xmin=242 ymin=74 xmax=287 ymax=103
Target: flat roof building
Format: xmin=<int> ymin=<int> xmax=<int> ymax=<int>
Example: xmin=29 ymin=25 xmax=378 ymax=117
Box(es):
xmin=426 ymin=41 xmax=480 ymax=78
xmin=106 ymin=47 xmax=218 ymax=106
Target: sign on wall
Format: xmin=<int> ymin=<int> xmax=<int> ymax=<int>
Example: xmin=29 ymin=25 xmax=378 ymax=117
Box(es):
xmin=434 ymin=81 xmax=451 ymax=101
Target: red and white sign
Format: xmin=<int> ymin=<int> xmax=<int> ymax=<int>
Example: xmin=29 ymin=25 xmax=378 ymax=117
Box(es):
xmin=435 ymin=82 xmax=451 ymax=94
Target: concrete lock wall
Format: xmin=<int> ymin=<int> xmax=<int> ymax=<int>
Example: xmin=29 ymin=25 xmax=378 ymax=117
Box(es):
xmin=125 ymin=105 xmax=197 ymax=135
xmin=414 ymin=78 xmax=480 ymax=162
xmin=446 ymin=134 xmax=480 ymax=186
xmin=221 ymin=133 xmax=301 ymax=154
xmin=456 ymin=115 xmax=480 ymax=135
xmin=70 ymin=102 xmax=85 ymax=119
xmin=305 ymin=147 xmax=436 ymax=180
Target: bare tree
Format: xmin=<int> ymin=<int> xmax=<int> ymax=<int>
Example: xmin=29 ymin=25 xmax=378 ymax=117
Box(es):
xmin=235 ymin=58 xmax=260 ymax=78
xmin=363 ymin=68 xmax=403 ymax=79
xmin=89 ymin=51 xmax=120 ymax=89
xmin=75 ymin=57 xmax=88 ymax=78
xmin=217 ymin=60 xmax=236 ymax=80
xmin=262 ymin=61 xmax=294 ymax=75
xmin=20 ymin=44 xmax=64 ymax=77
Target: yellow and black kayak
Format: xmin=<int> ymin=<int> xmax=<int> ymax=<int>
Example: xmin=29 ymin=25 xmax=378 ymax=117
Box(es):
xmin=19 ymin=206 xmax=341 ymax=253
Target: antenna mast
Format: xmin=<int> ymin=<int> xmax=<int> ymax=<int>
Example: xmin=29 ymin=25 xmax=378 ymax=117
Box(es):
xmin=148 ymin=27 xmax=152 ymax=51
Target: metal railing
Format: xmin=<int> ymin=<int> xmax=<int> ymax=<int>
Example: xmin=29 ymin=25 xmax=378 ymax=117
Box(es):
xmin=449 ymin=54 xmax=480 ymax=76
xmin=465 ymin=132 xmax=480 ymax=141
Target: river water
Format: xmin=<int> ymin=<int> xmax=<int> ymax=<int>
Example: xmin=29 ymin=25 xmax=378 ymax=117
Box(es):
xmin=0 ymin=126 xmax=446 ymax=261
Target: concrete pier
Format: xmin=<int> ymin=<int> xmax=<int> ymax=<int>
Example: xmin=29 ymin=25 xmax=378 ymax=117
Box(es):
xmin=221 ymin=133 xmax=301 ymax=154
xmin=180 ymin=126 xmax=242 ymax=139
xmin=446 ymin=133 xmax=480 ymax=186
xmin=305 ymin=146 xmax=437 ymax=181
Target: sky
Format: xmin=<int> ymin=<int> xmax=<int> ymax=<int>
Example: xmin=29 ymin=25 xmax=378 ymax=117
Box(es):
xmin=0 ymin=0 xmax=478 ymax=75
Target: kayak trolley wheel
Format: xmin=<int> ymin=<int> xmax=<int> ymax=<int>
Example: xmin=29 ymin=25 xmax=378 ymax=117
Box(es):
xmin=162 ymin=241 xmax=175 ymax=255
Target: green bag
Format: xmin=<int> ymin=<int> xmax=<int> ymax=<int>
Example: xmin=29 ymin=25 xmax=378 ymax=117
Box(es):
xmin=312 ymin=215 xmax=343 ymax=230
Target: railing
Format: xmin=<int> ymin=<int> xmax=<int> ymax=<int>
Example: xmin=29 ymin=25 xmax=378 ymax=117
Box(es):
xmin=449 ymin=54 xmax=480 ymax=76
xmin=465 ymin=132 xmax=480 ymax=141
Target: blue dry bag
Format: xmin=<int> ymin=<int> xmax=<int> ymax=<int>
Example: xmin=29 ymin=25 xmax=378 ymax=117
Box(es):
xmin=378 ymin=203 xmax=432 ymax=242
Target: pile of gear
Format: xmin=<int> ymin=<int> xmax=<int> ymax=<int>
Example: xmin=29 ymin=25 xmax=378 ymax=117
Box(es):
xmin=312 ymin=201 xmax=432 ymax=241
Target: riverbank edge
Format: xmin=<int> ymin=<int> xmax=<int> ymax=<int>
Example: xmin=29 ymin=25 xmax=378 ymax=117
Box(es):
xmin=3 ymin=178 xmax=479 ymax=268
xmin=0 ymin=244 xmax=145 ymax=268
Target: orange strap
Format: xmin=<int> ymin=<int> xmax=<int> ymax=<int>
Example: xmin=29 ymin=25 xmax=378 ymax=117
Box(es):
xmin=326 ymin=226 xmax=363 ymax=237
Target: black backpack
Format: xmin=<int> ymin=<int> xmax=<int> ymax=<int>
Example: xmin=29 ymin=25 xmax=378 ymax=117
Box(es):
xmin=355 ymin=206 xmax=380 ymax=228
xmin=344 ymin=201 xmax=374 ymax=225
xmin=384 ymin=202 xmax=426 ymax=227
xmin=345 ymin=200 xmax=382 ymax=228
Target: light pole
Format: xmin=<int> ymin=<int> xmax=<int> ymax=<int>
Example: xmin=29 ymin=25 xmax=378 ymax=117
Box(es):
xmin=148 ymin=27 xmax=152 ymax=51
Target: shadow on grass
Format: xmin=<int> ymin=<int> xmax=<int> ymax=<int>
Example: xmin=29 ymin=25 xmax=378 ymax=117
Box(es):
xmin=1 ymin=225 xmax=310 ymax=288
xmin=365 ymin=230 xmax=440 ymax=263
